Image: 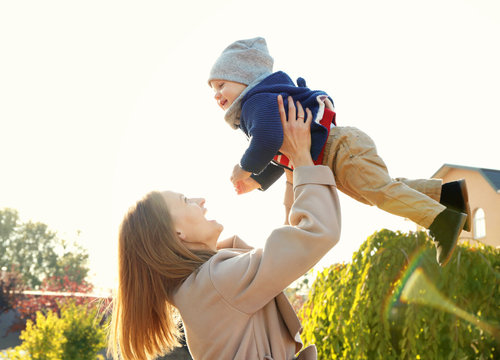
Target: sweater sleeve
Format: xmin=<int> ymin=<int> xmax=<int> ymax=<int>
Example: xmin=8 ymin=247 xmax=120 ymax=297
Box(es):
xmin=250 ymin=162 xmax=284 ymax=191
xmin=209 ymin=165 xmax=341 ymax=314
xmin=239 ymin=93 xmax=284 ymax=174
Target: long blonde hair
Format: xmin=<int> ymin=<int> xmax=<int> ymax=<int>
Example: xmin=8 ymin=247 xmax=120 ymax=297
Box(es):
xmin=108 ymin=191 xmax=215 ymax=360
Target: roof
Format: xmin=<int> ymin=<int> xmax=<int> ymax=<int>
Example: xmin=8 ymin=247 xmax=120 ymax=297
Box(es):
xmin=433 ymin=164 xmax=500 ymax=192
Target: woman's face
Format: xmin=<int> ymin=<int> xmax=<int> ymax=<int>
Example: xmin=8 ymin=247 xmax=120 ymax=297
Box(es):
xmin=162 ymin=191 xmax=223 ymax=252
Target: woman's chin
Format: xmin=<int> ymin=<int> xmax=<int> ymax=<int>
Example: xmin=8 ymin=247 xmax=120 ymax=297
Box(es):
xmin=213 ymin=221 xmax=224 ymax=234
xmin=208 ymin=218 xmax=221 ymax=225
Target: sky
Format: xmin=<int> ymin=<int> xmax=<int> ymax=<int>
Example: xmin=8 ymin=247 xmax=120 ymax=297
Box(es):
xmin=1 ymin=0 xmax=499 ymax=290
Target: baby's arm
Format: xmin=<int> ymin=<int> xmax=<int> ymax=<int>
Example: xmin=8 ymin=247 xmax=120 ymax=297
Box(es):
xmin=230 ymin=164 xmax=251 ymax=186
xmin=234 ymin=176 xmax=261 ymax=195
xmin=229 ymin=93 xmax=286 ymax=192
xmin=232 ymin=164 xmax=285 ymax=194
xmin=239 ymin=93 xmax=284 ymax=174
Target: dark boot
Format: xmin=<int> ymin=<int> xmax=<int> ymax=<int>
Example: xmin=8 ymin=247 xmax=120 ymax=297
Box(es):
xmin=440 ymin=179 xmax=471 ymax=232
xmin=429 ymin=208 xmax=467 ymax=266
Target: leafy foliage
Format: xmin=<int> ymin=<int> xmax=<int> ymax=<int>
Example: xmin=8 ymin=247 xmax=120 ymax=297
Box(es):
xmin=7 ymin=301 xmax=107 ymax=360
xmin=16 ymin=310 xmax=64 ymax=359
xmin=285 ymin=270 xmax=314 ymax=313
xmin=13 ymin=275 xmax=95 ymax=325
xmin=60 ymin=301 xmax=108 ymax=360
xmin=299 ymin=230 xmax=500 ymax=359
xmin=0 ymin=208 xmax=89 ymax=289
xmin=0 ymin=270 xmax=24 ymax=314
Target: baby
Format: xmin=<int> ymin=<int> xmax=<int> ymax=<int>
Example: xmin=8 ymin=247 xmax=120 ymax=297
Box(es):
xmin=208 ymin=37 xmax=470 ymax=266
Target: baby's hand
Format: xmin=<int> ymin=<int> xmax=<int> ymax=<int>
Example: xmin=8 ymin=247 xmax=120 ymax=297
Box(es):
xmin=230 ymin=164 xmax=251 ymax=186
xmin=235 ymin=177 xmax=261 ymax=195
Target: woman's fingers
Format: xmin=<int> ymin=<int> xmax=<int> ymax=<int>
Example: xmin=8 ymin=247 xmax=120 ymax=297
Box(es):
xmin=288 ymin=96 xmax=296 ymax=121
xmin=305 ymin=108 xmax=312 ymax=125
xmin=277 ymin=95 xmax=287 ymax=127
xmin=277 ymin=95 xmax=308 ymax=123
xmin=296 ymin=101 xmax=305 ymax=121
xmin=276 ymin=94 xmax=313 ymax=167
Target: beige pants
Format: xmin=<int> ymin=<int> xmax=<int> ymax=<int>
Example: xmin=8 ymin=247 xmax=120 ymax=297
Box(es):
xmin=322 ymin=126 xmax=445 ymax=228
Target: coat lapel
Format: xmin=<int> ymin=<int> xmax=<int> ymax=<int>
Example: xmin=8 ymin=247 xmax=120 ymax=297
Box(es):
xmin=275 ymin=293 xmax=303 ymax=352
xmin=217 ymin=235 xmax=318 ymax=359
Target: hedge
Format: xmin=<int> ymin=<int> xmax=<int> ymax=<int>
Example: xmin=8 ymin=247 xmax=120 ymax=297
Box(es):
xmin=6 ymin=300 xmax=107 ymax=359
xmin=299 ymin=230 xmax=499 ymax=359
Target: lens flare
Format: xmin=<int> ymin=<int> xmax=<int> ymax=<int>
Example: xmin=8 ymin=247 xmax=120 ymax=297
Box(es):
xmin=382 ymin=247 xmax=427 ymax=324
xmin=399 ymin=267 xmax=500 ymax=342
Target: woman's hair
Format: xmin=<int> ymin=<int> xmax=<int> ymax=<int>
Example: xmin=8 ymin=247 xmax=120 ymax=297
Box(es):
xmin=108 ymin=191 xmax=215 ymax=360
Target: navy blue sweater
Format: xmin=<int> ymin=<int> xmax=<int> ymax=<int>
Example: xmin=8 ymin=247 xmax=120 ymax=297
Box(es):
xmin=240 ymin=71 xmax=333 ymax=189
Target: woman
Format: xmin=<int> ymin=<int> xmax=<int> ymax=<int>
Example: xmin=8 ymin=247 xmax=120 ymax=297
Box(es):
xmin=108 ymin=95 xmax=341 ymax=360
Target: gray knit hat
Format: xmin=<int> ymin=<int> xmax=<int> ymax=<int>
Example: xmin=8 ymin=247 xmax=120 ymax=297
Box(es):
xmin=208 ymin=37 xmax=274 ymax=86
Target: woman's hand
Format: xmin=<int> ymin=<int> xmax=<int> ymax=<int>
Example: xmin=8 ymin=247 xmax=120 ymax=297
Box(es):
xmin=277 ymin=95 xmax=314 ymax=168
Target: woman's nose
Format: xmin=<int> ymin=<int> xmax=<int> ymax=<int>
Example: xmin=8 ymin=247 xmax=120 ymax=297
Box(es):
xmin=193 ymin=198 xmax=205 ymax=207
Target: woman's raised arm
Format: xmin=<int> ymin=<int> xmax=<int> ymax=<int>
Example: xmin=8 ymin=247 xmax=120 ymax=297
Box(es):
xmin=209 ymin=96 xmax=342 ymax=314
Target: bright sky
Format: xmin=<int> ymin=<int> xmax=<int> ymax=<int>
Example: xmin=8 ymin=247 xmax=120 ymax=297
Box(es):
xmin=1 ymin=0 xmax=499 ymax=289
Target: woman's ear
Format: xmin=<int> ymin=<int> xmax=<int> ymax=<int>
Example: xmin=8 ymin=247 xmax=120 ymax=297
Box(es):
xmin=176 ymin=231 xmax=186 ymax=241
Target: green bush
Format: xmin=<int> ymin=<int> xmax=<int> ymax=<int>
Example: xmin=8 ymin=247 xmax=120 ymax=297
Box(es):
xmin=12 ymin=310 xmax=64 ymax=359
xmin=9 ymin=301 xmax=107 ymax=360
xmin=60 ymin=302 xmax=107 ymax=360
xmin=299 ymin=230 xmax=500 ymax=359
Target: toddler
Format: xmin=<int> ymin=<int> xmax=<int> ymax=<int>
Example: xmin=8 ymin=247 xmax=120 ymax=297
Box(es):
xmin=208 ymin=37 xmax=470 ymax=266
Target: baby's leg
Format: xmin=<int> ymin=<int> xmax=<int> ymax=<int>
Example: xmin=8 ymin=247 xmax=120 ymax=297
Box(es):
xmin=395 ymin=178 xmax=442 ymax=202
xmin=323 ymin=126 xmax=468 ymax=266
xmin=323 ymin=126 xmax=444 ymax=229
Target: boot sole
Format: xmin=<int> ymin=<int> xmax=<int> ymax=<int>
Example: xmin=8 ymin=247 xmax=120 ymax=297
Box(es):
xmin=440 ymin=212 xmax=467 ymax=267
xmin=457 ymin=179 xmax=471 ymax=232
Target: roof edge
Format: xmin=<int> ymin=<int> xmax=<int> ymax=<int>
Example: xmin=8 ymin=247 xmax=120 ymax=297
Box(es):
xmin=432 ymin=163 xmax=500 ymax=192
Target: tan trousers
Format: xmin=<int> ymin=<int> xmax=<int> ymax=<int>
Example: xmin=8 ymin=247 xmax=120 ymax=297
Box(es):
xmin=322 ymin=126 xmax=445 ymax=228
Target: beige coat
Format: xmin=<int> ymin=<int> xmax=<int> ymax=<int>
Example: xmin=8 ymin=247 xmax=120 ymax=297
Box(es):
xmin=172 ymin=166 xmax=341 ymax=360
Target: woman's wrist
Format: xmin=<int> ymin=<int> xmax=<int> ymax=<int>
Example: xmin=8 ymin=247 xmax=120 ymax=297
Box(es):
xmin=290 ymin=152 xmax=314 ymax=168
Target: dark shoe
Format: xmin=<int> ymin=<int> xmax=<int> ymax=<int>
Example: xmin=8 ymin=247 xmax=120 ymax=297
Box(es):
xmin=440 ymin=179 xmax=471 ymax=232
xmin=429 ymin=208 xmax=467 ymax=266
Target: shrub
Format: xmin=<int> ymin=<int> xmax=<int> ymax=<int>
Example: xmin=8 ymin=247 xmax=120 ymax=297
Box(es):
xmin=10 ymin=300 xmax=107 ymax=360
xmin=9 ymin=310 xmax=64 ymax=360
xmin=299 ymin=230 xmax=500 ymax=359
xmin=60 ymin=301 xmax=107 ymax=360
xmin=12 ymin=275 xmax=95 ymax=329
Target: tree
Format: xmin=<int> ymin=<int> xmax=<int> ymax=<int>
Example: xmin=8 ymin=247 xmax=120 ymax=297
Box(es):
xmin=0 ymin=269 xmax=24 ymax=314
xmin=0 ymin=208 xmax=89 ymax=289
xmin=299 ymin=230 xmax=499 ymax=359
xmin=0 ymin=208 xmax=19 ymax=265
xmin=52 ymin=240 xmax=90 ymax=286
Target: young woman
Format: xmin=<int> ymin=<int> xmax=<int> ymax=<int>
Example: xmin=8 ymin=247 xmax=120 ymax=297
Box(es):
xmin=108 ymin=96 xmax=342 ymax=360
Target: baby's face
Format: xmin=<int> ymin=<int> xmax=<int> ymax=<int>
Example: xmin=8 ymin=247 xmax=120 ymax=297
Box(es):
xmin=210 ymin=80 xmax=247 ymax=111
